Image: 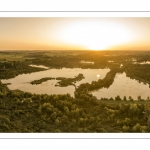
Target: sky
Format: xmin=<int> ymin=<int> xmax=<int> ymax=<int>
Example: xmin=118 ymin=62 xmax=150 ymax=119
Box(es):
xmin=0 ymin=17 xmax=150 ymax=51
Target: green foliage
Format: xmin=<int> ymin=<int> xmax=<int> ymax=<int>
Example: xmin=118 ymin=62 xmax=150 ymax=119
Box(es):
xmin=1 ymin=78 xmax=150 ymax=132
xmin=0 ymin=50 xmax=150 ymax=132
xmin=122 ymin=126 xmax=130 ymax=132
xmin=0 ymin=115 xmax=10 ymax=124
xmin=30 ymin=77 xmax=55 ymax=85
xmin=132 ymin=123 xmax=142 ymax=132
xmin=56 ymin=73 xmax=84 ymax=87
xmin=0 ymin=60 xmax=45 ymax=79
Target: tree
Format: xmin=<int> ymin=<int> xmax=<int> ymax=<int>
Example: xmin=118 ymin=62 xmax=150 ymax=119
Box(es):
xmin=55 ymin=119 xmax=60 ymax=126
xmin=71 ymin=104 xmax=77 ymax=110
xmin=140 ymin=126 xmax=148 ymax=132
xmin=64 ymin=106 xmax=69 ymax=114
xmin=122 ymin=126 xmax=130 ymax=132
xmin=50 ymin=112 xmax=57 ymax=121
xmin=147 ymin=116 xmax=150 ymax=128
xmin=138 ymin=96 xmax=141 ymax=101
xmin=115 ymin=95 xmax=121 ymax=101
xmin=129 ymin=96 xmax=133 ymax=101
xmin=74 ymin=108 xmax=80 ymax=118
xmin=123 ymin=118 xmax=131 ymax=126
xmin=55 ymin=129 xmax=61 ymax=132
xmin=79 ymin=118 xmax=84 ymax=126
xmin=41 ymin=103 xmax=54 ymax=114
xmin=129 ymin=104 xmax=140 ymax=116
xmin=90 ymin=117 xmax=95 ymax=123
xmin=147 ymin=96 xmax=150 ymax=100
xmin=132 ymin=123 xmax=141 ymax=132
xmin=0 ymin=115 xmax=10 ymax=124
xmin=123 ymin=96 xmax=127 ymax=101
xmin=61 ymin=115 xmax=68 ymax=124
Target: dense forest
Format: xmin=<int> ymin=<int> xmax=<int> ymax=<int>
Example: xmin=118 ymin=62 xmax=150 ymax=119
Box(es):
xmin=0 ymin=50 xmax=150 ymax=132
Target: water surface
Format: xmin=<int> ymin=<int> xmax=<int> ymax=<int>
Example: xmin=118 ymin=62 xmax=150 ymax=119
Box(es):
xmin=80 ymin=61 xmax=94 ymax=65
xmin=29 ymin=64 xmax=49 ymax=69
xmin=133 ymin=61 xmax=150 ymax=64
xmin=2 ymin=68 xmax=109 ymax=97
xmin=92 ymin=72 xmax=150 ymax=100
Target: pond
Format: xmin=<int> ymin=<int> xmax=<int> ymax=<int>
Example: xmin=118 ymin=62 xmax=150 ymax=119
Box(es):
xmin=80 ymin=60 xmax=94 ymax=65
xmin=29 ymin=64 xmax=49 ymax=69
xmin=92 ymin=72 xmax=150 ymax=100
xmin=133 ymin=61 xmax=150 ymax=65
xmin=2 ymin=67 xmax=109 ymax=97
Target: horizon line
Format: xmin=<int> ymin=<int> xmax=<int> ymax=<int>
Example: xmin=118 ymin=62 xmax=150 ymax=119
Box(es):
xmin=0 ymin=49 xmax=150 ymax=51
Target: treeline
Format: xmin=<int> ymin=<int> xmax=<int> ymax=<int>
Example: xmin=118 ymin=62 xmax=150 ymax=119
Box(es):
xmin=75 ymin=68 xmax=123 ymax=97
xmin=0 ymin=80 xmax=150 ymax=132
xmin=2 ymin=50 xmax=150 ymax=80
xmin=0 ymin=61 xmax=45 ymax=79
xmin=30 ymin=50 xmax=150 ymax=70
xmin=124 ymin=64 xmax=150 ymax=85
xmin=30 ymin=52 xmax=119 ymax=69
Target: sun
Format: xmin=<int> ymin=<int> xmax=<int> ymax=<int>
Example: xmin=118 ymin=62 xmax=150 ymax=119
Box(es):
xmin=58 ymin=20 xmax=134 ymax=50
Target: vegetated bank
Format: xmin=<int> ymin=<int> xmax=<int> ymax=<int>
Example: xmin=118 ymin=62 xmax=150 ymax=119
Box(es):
xmin=0 ymin=69 xmax=150 ymax=133
xmin=30 ymin=73 xmax=84 ymax=87
xmin=56 ymin=73 xmax=84 ymax=87
xmin=0 ymin=60 xmax=46 ymax=79
xmin=75 ymin=68 xmax=123 ymax=96
xmin=30 ymin=77 xmax=55 ymax=85
xmin=0 ymin=50 xmax=150 ymax=132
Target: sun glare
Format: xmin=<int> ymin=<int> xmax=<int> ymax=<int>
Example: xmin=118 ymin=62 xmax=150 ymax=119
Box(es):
xmin=59 ymin=20 xmax=133 ymax=50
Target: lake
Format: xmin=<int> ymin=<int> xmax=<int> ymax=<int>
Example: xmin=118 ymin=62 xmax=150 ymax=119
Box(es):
xmin=80 ymin=61 xmax=94 ymax=65
xmin=92 ymin=72 xmax=150 ymax=100
xmin=29 ymin=64 xmax=49 ymax=69
xmin=2 ymin=67 xmax=109 ymax=97
xmin=133 ymin=61 xmax=150 ymax=64
xmin=2 ymin=66 xmax=150 ymax=100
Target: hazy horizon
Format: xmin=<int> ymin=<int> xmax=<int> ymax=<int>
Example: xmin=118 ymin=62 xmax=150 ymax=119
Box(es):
xmin=1 ymin=17 xmax=150 ymax=51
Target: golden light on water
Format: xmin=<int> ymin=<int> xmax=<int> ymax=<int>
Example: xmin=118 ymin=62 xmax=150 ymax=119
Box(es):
xmin=97 ymin=74 xmax=100 ymax=78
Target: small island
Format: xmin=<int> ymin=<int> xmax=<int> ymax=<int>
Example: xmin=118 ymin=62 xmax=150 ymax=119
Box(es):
xmin=56 ymin=77 xmax=67 ymax=80
xmin=30 ymin=77 xmax=55 ymax=84
xmin=56 ymin=73 xmax=85 ymax=87
xmin=30 ymin=73 xmax=85 ymax=86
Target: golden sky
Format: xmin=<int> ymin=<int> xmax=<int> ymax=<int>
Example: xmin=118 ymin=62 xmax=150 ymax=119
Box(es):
xmin=0 ymin=17 xmax=150 ymax=50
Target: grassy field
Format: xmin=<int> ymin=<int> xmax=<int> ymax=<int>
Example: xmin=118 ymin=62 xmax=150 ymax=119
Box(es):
xmin=0 ymin=51 xmax=36 ymax=61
